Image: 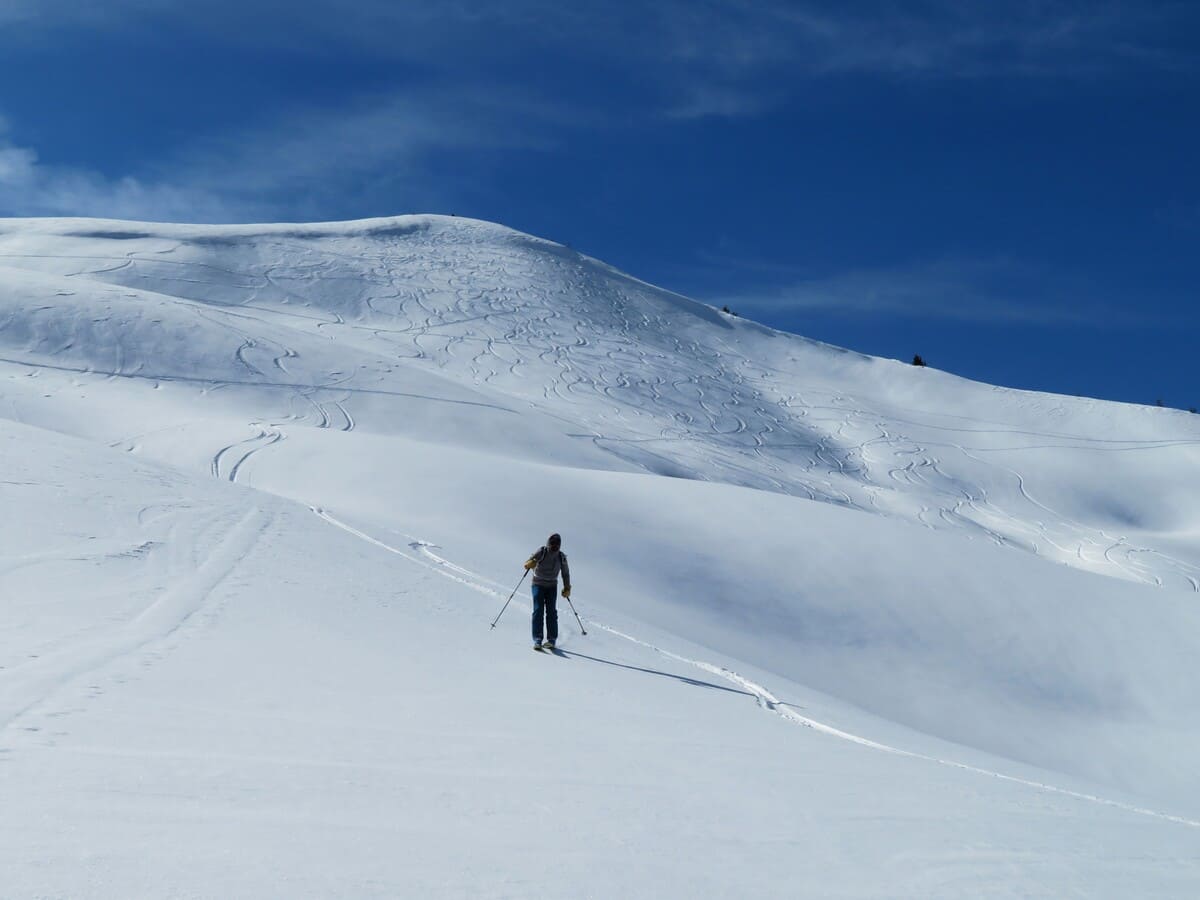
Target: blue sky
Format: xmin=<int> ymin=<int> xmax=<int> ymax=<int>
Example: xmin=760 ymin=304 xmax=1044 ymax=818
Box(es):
xmin=1 ymin=1 xmax=1196 ymax=408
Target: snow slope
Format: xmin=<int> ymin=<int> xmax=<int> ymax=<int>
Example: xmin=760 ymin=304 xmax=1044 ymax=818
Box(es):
xmin=2 ymin=215 xmax=1199 ymax=897
xmin=2 ymin=216 xmax=1196 ymax=589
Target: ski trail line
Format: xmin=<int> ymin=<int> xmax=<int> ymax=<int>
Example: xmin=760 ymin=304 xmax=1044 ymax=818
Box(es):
xmin=1 ymin=506 xmax=271 ymax=733
xmin=309 ymin=507 xmax=1200 ymax=830
xmin=212 ymin=427 xmax=286 ymax=483
xmin=228 ymin=428 xmax=284 ymax=483
xmin=310 ymin=508 xmax=500 ymax=596
xmin=584 ymin=621 xmax=1200 ymax=829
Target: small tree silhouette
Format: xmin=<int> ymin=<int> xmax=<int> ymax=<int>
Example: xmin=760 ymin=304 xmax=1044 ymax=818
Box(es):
xmin=912 ymin=354 xmax=926 ymax=367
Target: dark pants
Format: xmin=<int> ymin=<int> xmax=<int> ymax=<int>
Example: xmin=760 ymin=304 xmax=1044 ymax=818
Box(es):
xmin=532 ymin=583 xmax=558 ymax=643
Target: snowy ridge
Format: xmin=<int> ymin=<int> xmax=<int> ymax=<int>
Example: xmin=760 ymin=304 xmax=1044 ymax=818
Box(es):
xmin=1 ymin=215 xmax=1197 ymax=591
xmin=3 ymin=215 xmax=1200 ymax=897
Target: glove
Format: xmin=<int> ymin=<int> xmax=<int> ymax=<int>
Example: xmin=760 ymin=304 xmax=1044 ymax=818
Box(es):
xmin=562 ymin=586 xmax=571 ymax=599
xmin=524 ymin=559 xmax=536 ymax=571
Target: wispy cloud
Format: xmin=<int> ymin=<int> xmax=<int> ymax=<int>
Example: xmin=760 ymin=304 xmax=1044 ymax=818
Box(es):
xmin=646 ymin=1 xmax=1195 ymax=118
xmin=0 ymin=118 xmax=234 ymax=221
xmin=663 ymin=83 xmax=778 ymax=121
xmin=0 ymin=82 xmax=566 ymax=222
xmin=2 ymin=2 xmax=1193 ymax=218
xmin=2 ymin=2 xmax=1193 ymax=120
xmin=167 ymin=89 xmax=557 ymax=215
xmin=664 ymin=1 xmax=1195 ymax=77
xmin=715 ymin=258 xmax=1139 ymax=327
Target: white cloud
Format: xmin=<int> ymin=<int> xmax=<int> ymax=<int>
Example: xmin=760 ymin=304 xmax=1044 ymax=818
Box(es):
xmin=0 ymin=85 xmax=561 ymax=222
xmin=0 ymin=141 xmax=35 ymax=182
xmin=663 ymin=84 xmax=776 ymax=120
xmin=160 ymin=87 xmax=564 ymax=218
xmin=716 ymin=258 xmax=1124 ymax=326
xmin=4 ymin=2 xmax=1190 ymax=83
xmin=0 ymin=120 xmax=240 ymax=221
xmin=658 ymin=1 xmax=1194 ymax=79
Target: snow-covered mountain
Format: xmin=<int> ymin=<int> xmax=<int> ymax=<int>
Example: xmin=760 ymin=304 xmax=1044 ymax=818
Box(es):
xmin=2 ymin=215 xmax=1199 ymax=897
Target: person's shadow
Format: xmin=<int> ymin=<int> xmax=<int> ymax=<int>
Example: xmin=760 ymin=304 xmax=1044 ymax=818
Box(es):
xmin=555 ymin=648 xmax=756 ymax=698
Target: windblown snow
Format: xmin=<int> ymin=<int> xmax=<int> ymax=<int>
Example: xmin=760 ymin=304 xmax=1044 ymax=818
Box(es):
xmin=2 ymin=215 xmax=1198 ymax=897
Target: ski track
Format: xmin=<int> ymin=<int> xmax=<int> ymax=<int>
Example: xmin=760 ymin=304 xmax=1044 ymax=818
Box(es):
xmin=309 ymin=507 xmax=1200 ymax=831
xmin=332 ymin=400 xmax=354 ymax=432
xmin=0 ymin=506 xmax=270 ymax=735
xmin=228 ymin=428 xmax=283 ymax=483
xmin=212 ymin=426 xmax=286 ymax=482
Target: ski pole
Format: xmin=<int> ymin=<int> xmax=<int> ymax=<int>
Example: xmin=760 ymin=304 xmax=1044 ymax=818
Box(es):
xmin=565 ymin=594 xmax=587 ymax=635
xmin=490 ymin=570 xmax=528 ymax=629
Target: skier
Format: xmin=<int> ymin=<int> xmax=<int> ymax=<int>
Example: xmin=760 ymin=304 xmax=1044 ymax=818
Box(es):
xmin=524 ymin=533 xmax=571 ymax=650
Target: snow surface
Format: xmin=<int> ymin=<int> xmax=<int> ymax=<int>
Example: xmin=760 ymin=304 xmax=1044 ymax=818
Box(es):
xmin=1 ymin=214 xmax=1199 ymax=897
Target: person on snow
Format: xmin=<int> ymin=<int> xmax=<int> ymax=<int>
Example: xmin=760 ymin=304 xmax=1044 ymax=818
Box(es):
xmin=524 ymin=533 xmax=571 ymax=649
